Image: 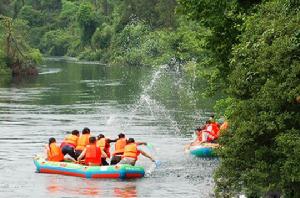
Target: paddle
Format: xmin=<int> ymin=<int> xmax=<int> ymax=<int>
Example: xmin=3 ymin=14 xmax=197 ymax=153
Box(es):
xmin=142 ymin=143 xmax=161 ymax=176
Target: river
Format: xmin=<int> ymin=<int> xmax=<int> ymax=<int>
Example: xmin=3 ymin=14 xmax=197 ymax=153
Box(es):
xmin=0 ymin=58 xmax=218 ymax=197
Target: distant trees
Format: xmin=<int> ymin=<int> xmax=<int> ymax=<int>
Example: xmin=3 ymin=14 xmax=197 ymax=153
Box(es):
xmin=77 ymin=3 xmax=99 ymax=45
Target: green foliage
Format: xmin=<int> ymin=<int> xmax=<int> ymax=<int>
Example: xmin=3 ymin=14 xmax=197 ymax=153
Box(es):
xmin=18 ymin=5 xmax=43 ymax=26
xmin=40 ymin=0 xmax=62 ymax=11
xmin=77 ymin=2 xmax=99 ymax=45
xmin=177 ymin=0 xmax=261 ymax=95
xmin=214 ymin=0 xmax=300 ymax=196
xmin=91 ymin=23 xmax=113 ymax=49
xmin=0 ymin=47 xmax=11 ymax=75
xmin=110 ymin=21 xmax=150 ymax=65
xmin=28 ymin=48 xmax=42 ymax=64
xmin=40 ymin=29 xmax=76 ymax=56
xmin=59 ymin=0 xmax=78 ymax=27
xmin=78 ymin=47 xmax=102 ymax=61
xmin=0 ymin=16 xmax=41 ymax=75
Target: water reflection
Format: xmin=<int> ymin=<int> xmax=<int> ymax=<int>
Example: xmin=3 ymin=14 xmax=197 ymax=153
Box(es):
xmin=114 ymin=184 xmax=137 ymax=198
xmin=46 ymin=177 xmax=103 ymax=197
xmin=46 ymin=177 xmax=137 ymax=198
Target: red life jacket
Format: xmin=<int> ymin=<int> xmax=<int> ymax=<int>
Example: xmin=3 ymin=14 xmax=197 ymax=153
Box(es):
xmin=48 ymin=143 xmax=64 ymax=162
xmin=123 ymin=143 xmax=140 ymax=160
xmin=97 ymin=138 xmax=111 ymax=158
xmin=113 ymin=138 xmax=126 ymax=156
xmin=206 ymin=123 xmax=220 ymax=141
xmin=85 ymin=144 xmax=101 ymax=165
xmin=211 ymin=122 xmax=220 ymax=138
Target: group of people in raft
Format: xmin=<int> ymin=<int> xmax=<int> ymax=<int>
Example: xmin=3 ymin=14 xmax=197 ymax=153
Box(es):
xmin=187 ymin=115 xmax=229 ymax=149
xmin=45 ymin=128 xmax=156 ymax=166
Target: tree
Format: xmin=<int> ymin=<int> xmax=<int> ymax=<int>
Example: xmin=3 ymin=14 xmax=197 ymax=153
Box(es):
xmin=0 ymin=15 xmax=41 ymax=75
xmin=177 ymin=0 xmax=260 ymax=93
xmin=214 ymin=0 xmax=300 ymax=196
xmin=77 ymin=2 xmax=99 ymax=45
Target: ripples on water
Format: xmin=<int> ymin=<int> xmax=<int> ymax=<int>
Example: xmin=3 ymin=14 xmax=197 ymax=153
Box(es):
xmin=0 ymin=60 xmax=217 ymax=197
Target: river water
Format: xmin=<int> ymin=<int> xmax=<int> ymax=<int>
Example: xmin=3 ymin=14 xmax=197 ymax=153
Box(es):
xmin=0 ymin=59 xmax=218 ymax=198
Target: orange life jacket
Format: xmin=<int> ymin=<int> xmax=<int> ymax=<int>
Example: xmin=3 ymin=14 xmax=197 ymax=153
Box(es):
xmin=220 ymin=121 xmax=229 ymax=131
xmin=48 ymin=143 xmax=64 ymax=162
xmin=61 ymin=134 xmax=78 ymax=148
xmin=113 ymin=138 xmax=126 ymax=156
xmin=123 ymin=143 xmax=140 ymax=160
xmin=85 ymin=144 xmax=101 ymax=165
xmin=97 ymin=138 xmax=111 ymax=158
xmin=76 ymin=134 xmax=90 ymax=151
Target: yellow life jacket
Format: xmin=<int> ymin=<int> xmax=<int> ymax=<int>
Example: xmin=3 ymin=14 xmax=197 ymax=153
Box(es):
xmin=75 ymin=134 xmax=90 ymax=151
xmin=123 ymin=143 xmax=139 ymax=160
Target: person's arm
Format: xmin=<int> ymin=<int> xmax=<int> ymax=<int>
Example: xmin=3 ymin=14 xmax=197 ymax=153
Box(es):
xmin=77 ymin=149 xmax=86 ymax=162
xmin=44 ymin=145 xmax=50 ymax=158
xmin=139 ymin=150 xmax=155 ymax=162
xmin=108 ymin=138 xmax=117 ymax=143
xmin=64 ymin=156 xmax=77 ymax=163
xmin=101 ymin=148 xmax=108 ymax=158
xmin=136 ymin=141 xmax=147 ymax=146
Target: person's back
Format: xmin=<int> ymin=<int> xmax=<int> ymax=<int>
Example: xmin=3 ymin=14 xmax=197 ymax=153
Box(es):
xmin=110 ymin=133 xmax=126 ymax=165
xmin=114 ymin=138 xmax=126 ymax=155
xmin=75 ymin=128 xmax=91 ymax=157
xmin=211 ymin=122 xmax=220 ymax=138
xmin=97 ymin=136 xmax=111 ymax=158
xmin=61 ymin=133 xmax=78 ymax=148
xmin=77 ymin=136 xmax=104 ymax=166
xmin=119 ymin=138 xmax=155 ymax=166
xmin=47 ymin=138 xmax=64 ymax=162
xmin=76 ymin=135 xmax=90 ymax=151
xmin=123 ymin=142 xmax=139 ymax=160
xmin=85 ymin=144 xmax=101 ymax=165
xmin=60 ymin=130 xmax=79 ymax=159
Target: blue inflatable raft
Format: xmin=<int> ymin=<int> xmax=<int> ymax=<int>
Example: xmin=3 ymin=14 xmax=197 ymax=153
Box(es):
xmin=33 ymin=156 xmax=145 ymax=179
xmin=189 ymin=143 xmax=218 ymax=157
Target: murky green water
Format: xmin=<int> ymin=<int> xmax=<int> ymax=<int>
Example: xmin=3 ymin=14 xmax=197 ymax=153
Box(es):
xmin=0 ymin=58 xmax=218 ymax=197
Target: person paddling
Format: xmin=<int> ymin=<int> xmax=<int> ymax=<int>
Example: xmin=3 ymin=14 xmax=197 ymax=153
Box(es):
xmin=77 ymin=136 xmax=107 ymax=166
xmin=118 ymin=138 xmax=155 ymax=166
xmin=110 ymin=133 xmax=127 ymax=165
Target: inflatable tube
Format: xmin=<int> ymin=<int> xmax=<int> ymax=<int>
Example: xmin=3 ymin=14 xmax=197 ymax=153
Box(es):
xmin=189 ymin=144 xmax=218 ymax=157
xmin=33 ymin=157 xmax=145 ymax=179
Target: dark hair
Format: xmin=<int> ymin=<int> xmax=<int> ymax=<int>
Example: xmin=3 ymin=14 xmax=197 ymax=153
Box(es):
xmin=97 ymin=134 xmax=105 ymax=140
xmin=82 ymin=127 xmax=90 ymax=134
xmin=89 ymin=136 xmax=96 ymax=144
xmin=72 ymin=130 xmax=80 ymax=136
xmin=48 ymin=137 xmax=56 ymax=147
xmin=127 ymin=138 xmax=135 ymax=143
xmin=118 ymin=133 xmax=125 ymax=138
